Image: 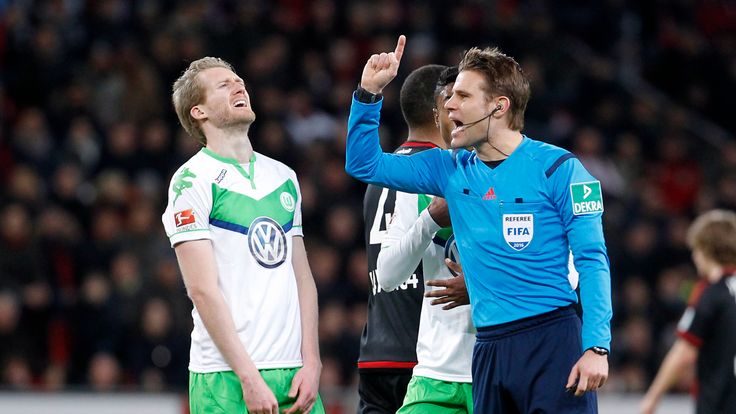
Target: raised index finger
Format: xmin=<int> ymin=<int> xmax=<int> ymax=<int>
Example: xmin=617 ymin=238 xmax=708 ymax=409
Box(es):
xmin=394 ymin=35 xmax=406 ymax=62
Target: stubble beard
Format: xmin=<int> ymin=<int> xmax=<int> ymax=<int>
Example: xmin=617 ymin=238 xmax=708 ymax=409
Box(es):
xmin=465 ymin=123 xmax=490 ymax=150
xmin=217 ymin=109 xmax=256 ymax=134
xmin=451 ymin=128 xmax=484 ymax=150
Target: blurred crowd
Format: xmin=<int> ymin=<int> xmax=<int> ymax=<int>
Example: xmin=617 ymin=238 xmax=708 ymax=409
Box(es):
xmin=1 ymin=0 xmax=735 ymax=404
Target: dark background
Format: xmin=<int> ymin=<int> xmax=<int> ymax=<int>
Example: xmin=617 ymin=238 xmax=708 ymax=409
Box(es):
xmin=1 ymin=0 xmax=734 ymax=407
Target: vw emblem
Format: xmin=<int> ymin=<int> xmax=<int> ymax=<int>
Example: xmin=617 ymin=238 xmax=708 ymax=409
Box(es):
xmin=248 ymin=217 xmax=288 ymax=268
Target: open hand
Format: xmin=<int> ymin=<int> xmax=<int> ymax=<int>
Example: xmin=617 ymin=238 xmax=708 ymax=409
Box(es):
xmin=425 ymin=259 xmax=469 ymax=310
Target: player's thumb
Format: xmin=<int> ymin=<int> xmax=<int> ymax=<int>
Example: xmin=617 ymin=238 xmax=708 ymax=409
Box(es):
xmin=287 ymin=375 xmax=301 ymax=398
xmin=445 ymin=258 xmax=461 ymax=273
xmin=566 ymin=364 xmax=580 ymax=388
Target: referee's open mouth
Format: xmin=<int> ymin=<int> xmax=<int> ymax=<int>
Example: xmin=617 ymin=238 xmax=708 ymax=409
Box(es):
xmin=450 ymin=119 xmax=465 ymax=137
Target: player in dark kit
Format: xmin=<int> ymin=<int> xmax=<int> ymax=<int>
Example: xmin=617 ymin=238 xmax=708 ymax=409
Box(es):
xmin=641 ymin=209 xmax=736 ymax=414
xmin=357 ymin=65 xmax=450 ymax=414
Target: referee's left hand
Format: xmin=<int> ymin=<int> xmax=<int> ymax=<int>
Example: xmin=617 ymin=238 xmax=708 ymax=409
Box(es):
xmin=566 ymin=350 xmax=608 ymax=397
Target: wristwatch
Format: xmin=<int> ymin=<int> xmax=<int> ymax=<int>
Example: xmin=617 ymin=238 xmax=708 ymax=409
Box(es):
xmin=588 ymin=346 xmax=609 ymax=356
xmin=354 ymin=85 xmax=383 ymax=104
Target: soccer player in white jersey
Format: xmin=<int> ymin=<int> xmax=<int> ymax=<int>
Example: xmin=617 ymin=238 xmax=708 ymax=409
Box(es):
xmin=162 ymin=57 xmax=323 ymax=414
xmin=376 ymin=66 xmax=475 ymax=413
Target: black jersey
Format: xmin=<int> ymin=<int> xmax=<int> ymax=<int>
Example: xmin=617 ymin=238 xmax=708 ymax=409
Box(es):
xmin=677 ymin=274 xmax=736 ymax=414
xmin=358 ymin=142 xmax=438 ymax=368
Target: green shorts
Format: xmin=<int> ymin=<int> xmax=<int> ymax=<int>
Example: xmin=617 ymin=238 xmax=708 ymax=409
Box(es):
xmin=397 ymin=375 xmax=473 ymax=414
xmin=189 ymin=368 xmax=325 ymax=414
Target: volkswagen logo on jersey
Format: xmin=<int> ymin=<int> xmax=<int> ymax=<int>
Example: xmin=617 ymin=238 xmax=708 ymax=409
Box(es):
xmin=444 ymin=234 xmax=460 ymax=276
xmin=503 ymin=214 xmax=534 ymax=251
xmin=248 ymin=217 xmax=288 ymax=268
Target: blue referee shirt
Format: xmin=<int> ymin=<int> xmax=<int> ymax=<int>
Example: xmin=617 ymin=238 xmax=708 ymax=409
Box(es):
xmin=345 ymin=96 xmax=612 ymax=351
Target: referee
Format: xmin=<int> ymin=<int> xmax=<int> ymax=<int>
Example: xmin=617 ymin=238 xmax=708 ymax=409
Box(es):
xmin=346 ymin=36 xmax=611 ymax=413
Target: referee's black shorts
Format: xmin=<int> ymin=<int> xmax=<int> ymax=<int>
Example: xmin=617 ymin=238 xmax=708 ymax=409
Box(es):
xmin=472 ymin=306 xmax=598 ymax=414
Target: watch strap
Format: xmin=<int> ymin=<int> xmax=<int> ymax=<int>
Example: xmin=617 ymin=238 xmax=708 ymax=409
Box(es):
xmin=354 ymin=86 xmax=383 ymax=104
xmin=588 ymin=346 xmax=609 ymax=356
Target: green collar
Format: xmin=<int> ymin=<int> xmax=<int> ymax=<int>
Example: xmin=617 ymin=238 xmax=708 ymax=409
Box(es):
xmin=201 ymin=148 xmax=256 ymax=189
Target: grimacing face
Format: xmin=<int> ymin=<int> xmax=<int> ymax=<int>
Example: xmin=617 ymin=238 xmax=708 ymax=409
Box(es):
xmin=193 ymin=67 xmax=256 ymax=129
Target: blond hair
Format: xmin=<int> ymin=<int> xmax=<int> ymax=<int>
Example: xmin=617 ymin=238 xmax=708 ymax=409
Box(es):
xmin=172 ymin=57 xmax=234 ymax=145
xmin=687 ymin=209 xmax=736 ymax=266
xmin=458 ymin=47 xmax=530 ymax=131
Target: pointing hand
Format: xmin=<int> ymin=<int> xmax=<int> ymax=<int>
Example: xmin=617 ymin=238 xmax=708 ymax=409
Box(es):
xmin=360 ymin=35 xmax=406 ymax=94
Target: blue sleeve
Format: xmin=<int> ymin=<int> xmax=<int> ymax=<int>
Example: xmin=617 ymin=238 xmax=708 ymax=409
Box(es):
xmin=345 ymin=95 xmax=449 ymax=197
xmin=549 ymin=157 xmax=612 ymax=351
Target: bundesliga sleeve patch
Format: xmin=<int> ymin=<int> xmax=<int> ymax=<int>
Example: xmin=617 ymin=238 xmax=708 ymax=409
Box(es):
xmin=570 ymin=181 xmax=604 ymax=215
xmin=174 ymin=209 xmax=196 ymax=227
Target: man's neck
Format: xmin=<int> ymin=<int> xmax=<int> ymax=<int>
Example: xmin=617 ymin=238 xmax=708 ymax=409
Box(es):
xmin=706 ymin=264 xmax=725 ymax=283
xmin=475 ymin=129 xmax=523 ymax=162
xmin=204 ymin=126 xmax=254 ymax=163
xmin=406 ymin=125 xmax=446 ymax=149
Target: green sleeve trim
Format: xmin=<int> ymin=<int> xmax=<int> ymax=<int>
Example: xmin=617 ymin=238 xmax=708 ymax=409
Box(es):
xmin=169 ymin=228 xmax=210 ymax=238
xmin=417 ymin=194 xmax=432 ymax=214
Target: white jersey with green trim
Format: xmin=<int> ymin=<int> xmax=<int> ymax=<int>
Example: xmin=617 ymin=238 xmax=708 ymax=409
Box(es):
xmin=377 ymin=192 xmax=475 ymax=383
xmin=162 ymin=148 xmax=303 ymax=373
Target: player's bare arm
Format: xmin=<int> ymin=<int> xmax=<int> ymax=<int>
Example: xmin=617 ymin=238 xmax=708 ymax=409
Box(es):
xmin=640 ymin=339 xmax=697 ymax=414
xmin=360 ymin=35 xmax=406 ymax=94
xmin=285 ymin=236 xmax=321 ymax=414
xmin=175 ymin=240 xmax=278 ymax=414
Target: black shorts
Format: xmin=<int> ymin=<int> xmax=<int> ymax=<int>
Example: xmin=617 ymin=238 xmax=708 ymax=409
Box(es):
xmin=357 ymin=369 xmax=413 ymax=414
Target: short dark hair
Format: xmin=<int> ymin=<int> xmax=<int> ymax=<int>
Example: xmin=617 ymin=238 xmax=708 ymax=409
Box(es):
xmin=458 ymin=47 xmax=530 ymax=131
xmin=400 ymin=64 xmax=447 ymax=129
xmin=687 ymin=209 xmax=736 ymax=266
xmin=434 ymin=66 xmax=458 ymax=101
xmin=434 ymin=66 xmax=458 ymax=108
